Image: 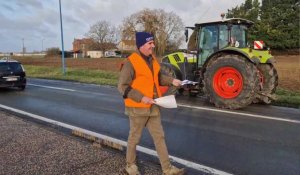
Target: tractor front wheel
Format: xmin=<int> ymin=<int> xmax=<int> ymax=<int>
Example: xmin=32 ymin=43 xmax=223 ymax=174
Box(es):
xmin=160 ymin=63 xmax=183 ymax=96
xmin=204 ymin=54 xmax=259 ymax=109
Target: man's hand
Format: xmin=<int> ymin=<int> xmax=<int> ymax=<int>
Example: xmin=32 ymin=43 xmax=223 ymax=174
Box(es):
xmin=141 ymin=96 xmax=155 ymax=104
xmin=172 ymin=79 xmax=182 ymax=87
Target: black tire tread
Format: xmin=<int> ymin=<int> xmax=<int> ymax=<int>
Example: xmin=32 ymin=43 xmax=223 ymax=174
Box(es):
xmin=254 ymin=64 xmax=278 ymax=104
xmin=203 ymin=54 xmax=259 ymax=109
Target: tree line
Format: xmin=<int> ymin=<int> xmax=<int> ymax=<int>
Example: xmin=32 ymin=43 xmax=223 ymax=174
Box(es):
xmin=226 ymin=0 xmax=299 ymax=50
xmin=48 ymin=1 xmax=298 ymax=57
xmin=87 ymin=1 xmax=299 ymax=56
xmin=85 ymin=8 xmax=183 ymax=56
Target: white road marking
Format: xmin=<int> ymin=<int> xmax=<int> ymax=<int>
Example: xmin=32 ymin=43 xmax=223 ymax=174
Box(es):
xmin=28 ymin=83 xmax=300 ymax=124
xmin=28 ymin=83 xmax=75 ymax=92
xmin=178 ymin=104 xmax=300 ymax=124
xmin=28 ymin=83 xmax=109 ymax=96
xmin=0 ymin=104 xmax=232 ymax=175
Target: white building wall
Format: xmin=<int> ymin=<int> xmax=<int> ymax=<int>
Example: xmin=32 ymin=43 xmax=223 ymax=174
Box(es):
xmin=87 ymin=51 xmax=103 ymax=58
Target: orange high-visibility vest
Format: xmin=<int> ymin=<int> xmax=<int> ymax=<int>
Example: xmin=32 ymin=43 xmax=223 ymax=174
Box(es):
xmin=125 ymin=52 xmax=162 ymax=108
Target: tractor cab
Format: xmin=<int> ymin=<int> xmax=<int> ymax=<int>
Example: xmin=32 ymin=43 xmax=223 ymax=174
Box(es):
xmin=186 ymin=18 xmax=253 ymax=67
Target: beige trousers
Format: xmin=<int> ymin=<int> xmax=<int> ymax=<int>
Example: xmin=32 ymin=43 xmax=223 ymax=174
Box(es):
xmin=126 ymin=114 xmax=171 ymax=171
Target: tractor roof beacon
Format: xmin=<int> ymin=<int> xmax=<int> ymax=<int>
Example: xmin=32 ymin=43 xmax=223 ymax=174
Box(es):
xmin=161 ymin=18 xmax=278 ymax=109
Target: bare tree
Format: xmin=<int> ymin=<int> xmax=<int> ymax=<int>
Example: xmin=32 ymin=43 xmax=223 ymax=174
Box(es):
xmin=121 ymin=8 xmax=184 ymax=56
xmin=46 ymin=47 xmax=60 ymax=57
xmin=86 ymin=20 xmax=118 ymax=55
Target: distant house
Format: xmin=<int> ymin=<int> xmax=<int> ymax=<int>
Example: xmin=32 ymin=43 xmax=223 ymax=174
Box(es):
xmin=73 ymin=38 xmax=121 ymax=58
xmin=73 ymin=38 xmax=93 ymax=58
xmin=87 ymin=50 xmax=120 ymax=58
xmin=104 ymin=50 xmax=117 ymax=57
xmin=87 ymin=51 xmax=103 ymax=58
xmin=117 ymin=40 xmax=136 ymax=52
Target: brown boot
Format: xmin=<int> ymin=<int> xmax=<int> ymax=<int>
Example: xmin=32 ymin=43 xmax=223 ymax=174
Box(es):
xmin=125 ymin=164 xmax=141 ymax=175
xmin=163 ymin=165 xmax=185 ymax=175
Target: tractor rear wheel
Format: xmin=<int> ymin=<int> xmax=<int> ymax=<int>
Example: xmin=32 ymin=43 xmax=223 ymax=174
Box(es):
xmin=203 ymin=54 xmax=259 ymax=109
xmin=160 ymin=63 xmax=183 ymax=96
xmin=254 ymin=64 xmax=278 ymax=104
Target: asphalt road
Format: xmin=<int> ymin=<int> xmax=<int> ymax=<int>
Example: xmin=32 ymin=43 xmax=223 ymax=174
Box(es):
xmin=0 ymin=78 xmax=299 ymax=175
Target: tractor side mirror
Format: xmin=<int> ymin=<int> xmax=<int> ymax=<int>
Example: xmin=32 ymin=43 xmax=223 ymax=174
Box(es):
xmin=185 ymin=28 xmax=188 ymax=42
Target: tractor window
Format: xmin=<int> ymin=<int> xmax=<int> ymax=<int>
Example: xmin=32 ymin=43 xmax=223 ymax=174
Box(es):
xmin=230 ymin=25 xmax=246 ymax=48
xmin=219 ymin=25 xmax=229 ymax=49
xmin=199 ymin=25 xmax=218 ymax=66
xmin=200 ymin=26 xmax=218 ymax=50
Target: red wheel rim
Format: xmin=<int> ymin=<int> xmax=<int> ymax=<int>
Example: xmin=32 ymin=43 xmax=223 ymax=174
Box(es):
xmin=213 ymin=67 xmax=243 ymax=98
xmin=159 ymin=86 xmax=169 ymax=95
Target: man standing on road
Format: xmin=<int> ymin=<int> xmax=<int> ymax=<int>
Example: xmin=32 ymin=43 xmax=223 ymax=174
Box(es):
xmin=118 ymin=32 xmax=184 ymax=175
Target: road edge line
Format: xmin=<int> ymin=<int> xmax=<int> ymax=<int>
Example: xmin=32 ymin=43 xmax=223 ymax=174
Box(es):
xmin=28 ymin=83 xmax=76 ymax=92
xmin=178 ymin=104 xmax=300 ymax=124
xmin=0 ymin=104 xmax=232 ymax=175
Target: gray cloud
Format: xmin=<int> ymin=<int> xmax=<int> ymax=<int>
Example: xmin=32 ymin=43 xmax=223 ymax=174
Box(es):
xmin=16 ymin=0 xmax=43 ymax=9
xmin=0 ymin=0 xmax=246 ymax=52
xmin=1 ymin=3 xmax=14 ymax=12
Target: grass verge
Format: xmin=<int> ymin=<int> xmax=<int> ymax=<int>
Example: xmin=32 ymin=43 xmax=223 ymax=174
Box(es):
xmin=24 ymin=65 xmax=299 ymax=108
xmin=272 ymin=88 xmax=300 ymax=108
xmin=24 ymin=65 xmax=119 ymax=86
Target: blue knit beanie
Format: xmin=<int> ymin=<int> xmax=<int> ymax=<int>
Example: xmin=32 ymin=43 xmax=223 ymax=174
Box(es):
xmin=135 ymin=32 xmax=154 ymax=49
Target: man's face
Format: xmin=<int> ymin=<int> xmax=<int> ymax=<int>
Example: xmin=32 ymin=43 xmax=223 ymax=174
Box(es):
xmin=139 ymin=40 xmax=155 ymax=56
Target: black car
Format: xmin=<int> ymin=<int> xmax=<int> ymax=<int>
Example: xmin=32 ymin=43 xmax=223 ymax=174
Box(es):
xmin=0 ymin=58 xmax=26 ymax=90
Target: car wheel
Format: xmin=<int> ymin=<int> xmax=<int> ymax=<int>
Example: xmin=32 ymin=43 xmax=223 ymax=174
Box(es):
xmin=18 ymin=85 xmax=26 ymax=91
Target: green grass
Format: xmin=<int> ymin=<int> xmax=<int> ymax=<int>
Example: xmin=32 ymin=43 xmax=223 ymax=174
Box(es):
xmin=24 ymin=65 xmax=300 ymax=108
xmin=273 ymin=88 xmax=300 ymax=108
xmin=24 ymin=65 xmax=119 ymax=86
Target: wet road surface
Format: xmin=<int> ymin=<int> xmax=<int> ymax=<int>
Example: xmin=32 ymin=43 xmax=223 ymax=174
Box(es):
xmin=0 ymin=78 xmax=299 ymax=175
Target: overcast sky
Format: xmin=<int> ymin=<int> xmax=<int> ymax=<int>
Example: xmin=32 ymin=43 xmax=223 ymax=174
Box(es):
xmin=0 ymin=0 xmax=246 ymax=53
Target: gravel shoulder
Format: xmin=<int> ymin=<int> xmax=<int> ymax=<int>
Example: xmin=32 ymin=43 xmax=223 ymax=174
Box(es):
xmin=0 ymin=111 xmax=162 ymax=175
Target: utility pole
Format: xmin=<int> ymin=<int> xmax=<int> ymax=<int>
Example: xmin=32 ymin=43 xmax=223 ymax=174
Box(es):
xmin=22 ymin=38 xmax=25 ymax=57
xmin=42 ymin=38 xmax=45 ymax=53
xmin=59 ymin=0 xmax=66 ymax=75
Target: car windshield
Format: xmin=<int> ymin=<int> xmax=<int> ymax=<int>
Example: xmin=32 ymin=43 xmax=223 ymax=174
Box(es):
xmin=0 ymin=62 xmax=23 ymax=72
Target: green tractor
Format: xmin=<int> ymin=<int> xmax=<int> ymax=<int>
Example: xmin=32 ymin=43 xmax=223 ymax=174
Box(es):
xmin=161 ymin=18 xmax=278 ymax=109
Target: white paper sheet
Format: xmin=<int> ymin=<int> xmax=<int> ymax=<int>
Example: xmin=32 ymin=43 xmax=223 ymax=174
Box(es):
xmin=154 ymin=95 xmax=177 ymax=108
xmin=181 ymin=79 xmax=198 ymax=85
